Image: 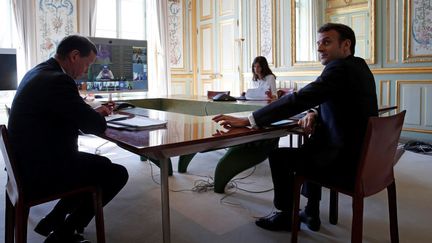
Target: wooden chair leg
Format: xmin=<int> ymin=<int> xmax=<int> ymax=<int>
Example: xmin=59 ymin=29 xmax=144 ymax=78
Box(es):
xmin=329 ymin=190 xmax=338 ymax=225
xmin=291 ymin=177 xmax=303 ymax=243
xmin=351 ymin=196 xmax=364 ymax=243
xmin=93 ymin=190 xmax=106 ymax=243
xmin=15 ymin=204 xmax=29 ymax=243
xmin=387 ymin=182 xmax=399 ymax=243
xmin=5 ymin=193 xmax=15 ymax=243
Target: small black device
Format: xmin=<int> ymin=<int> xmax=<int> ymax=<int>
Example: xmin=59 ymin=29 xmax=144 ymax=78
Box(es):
xmin=114 ymin=102 xmax=136 ymax=111
xmin=212 ymin=93 xmax=237 ymax=101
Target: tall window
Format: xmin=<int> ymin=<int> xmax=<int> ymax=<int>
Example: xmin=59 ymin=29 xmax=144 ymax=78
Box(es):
xmin=95 ymin=0 xmax=147 ymax=40
xmin=0 ymin=0 xmax=18 ymax=48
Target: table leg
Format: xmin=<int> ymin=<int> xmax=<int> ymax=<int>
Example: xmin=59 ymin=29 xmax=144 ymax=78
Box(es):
xmin=159 ymin=157 xmax=171 ymax=243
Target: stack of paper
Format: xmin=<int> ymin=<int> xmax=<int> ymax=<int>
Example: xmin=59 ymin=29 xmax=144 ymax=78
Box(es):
xmin=107 ymin=116 xmax=167 ymax=130
xmin=105 ymin=114 xmax=130 ymax=122
xmin=245 ymin=87 xmax=270 ymax=100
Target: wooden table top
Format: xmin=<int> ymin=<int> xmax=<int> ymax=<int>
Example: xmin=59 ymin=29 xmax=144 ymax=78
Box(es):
xmin=102 ymin=108 xmax=297 ymax=159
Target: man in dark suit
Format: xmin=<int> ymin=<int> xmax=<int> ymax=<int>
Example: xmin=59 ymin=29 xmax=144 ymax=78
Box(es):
xmin=8 ymin=35 xmax=129 ymax=243
xmin=213 ymin=23 xmax=378 ymax=232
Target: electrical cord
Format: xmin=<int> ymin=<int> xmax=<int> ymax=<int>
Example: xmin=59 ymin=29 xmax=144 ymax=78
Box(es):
xmin=146 ymin=158 xmax=276 ymax=219
xmin=147 ymin=158 xmax=273 ymax=194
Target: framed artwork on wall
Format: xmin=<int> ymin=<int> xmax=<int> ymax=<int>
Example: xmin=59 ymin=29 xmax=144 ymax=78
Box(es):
xmin=403 ymin=0 xmax=432 ymax=63
xmin=36 ymin=0 xmax=77 ymax=63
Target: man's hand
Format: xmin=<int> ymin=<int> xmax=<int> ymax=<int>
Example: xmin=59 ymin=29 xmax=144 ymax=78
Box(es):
xmin=265 ymin=89 xmax=272 ymax=99
xmin=212 ymin=114 xmax=250 ymax=128
xmin=297 ymin=111 xmax=317 ymax=135
xmin=95 ymin=104 xmax=113 ymax=117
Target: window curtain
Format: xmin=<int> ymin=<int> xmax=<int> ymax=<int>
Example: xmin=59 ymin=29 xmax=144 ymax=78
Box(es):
xmin=12 ymin=0 xmax=38 ymax=71
xmin=77 ymin=0 xmax=97 ymax=36
xmin=146 ymin=0 xmax=171 ymax=96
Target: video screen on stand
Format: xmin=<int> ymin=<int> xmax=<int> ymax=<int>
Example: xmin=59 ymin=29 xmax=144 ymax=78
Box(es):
xmin=76 ymin=37 xmax=148 ymax=92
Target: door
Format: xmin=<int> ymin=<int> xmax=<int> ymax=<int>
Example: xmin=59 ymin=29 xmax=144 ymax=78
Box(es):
xmin=197 ymin=0 xmax=241 ymax=96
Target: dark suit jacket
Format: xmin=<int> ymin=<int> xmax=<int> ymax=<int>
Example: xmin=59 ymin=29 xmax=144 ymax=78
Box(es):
xmin=8 ymin=58 xmax=106 ymax=178
xmin=253 ymin=55 xmax=378 ymax=166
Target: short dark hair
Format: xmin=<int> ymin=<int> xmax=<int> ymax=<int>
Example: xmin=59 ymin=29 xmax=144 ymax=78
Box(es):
xmin=252 ymin=56 xmax=276 ymax=81
xmin=318 ymin=23 xmax=356 ymax=55
xmin=56 ymin=35 xmax=97 ymax=59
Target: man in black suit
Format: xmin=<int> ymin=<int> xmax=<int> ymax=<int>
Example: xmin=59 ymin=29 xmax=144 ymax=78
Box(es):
xmin=8 ymin=35 xmax=129 ymax=243
xmin=213 ymin=23 xmax=378 ymax=231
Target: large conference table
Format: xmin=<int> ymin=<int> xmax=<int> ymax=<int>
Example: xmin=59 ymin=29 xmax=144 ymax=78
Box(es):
xmin=101 ymin=99 xmax=299 ymax=243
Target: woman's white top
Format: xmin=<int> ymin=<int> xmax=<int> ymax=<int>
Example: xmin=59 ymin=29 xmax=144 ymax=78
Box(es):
xmin=249 ymin=74 xmax=276 ymax=95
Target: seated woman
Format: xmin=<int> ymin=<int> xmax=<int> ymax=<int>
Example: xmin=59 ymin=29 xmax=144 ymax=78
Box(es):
xmin=246 ymin=56 xmax=277 ymax=99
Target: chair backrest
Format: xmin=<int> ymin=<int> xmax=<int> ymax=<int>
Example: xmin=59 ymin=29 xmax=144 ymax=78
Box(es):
xmin=355 ymin=111 xmax=405 ymax=197
xmin=207 ymin=91 xmax=230 ymax=99
xmin=0 ymin=125 xmax=21 ymax=205
xmin=5 ymin=104 xmax=11 ymax=117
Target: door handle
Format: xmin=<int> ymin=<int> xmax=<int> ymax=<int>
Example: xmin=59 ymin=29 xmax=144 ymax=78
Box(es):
xmin=209 ymin=73 xmax=223 ymax=79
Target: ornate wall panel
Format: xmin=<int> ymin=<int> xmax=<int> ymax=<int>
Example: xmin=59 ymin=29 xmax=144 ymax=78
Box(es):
xmin=386 ymin=0 xmax=398 ymax=64
xmin=171 ymin=81 xmax=188 ymax=95
xmin=202 ymin=80 xmax=214 ymax=95
xmin=379 ymin=80 xmax=391 ymax=107
xmin=200 ymin=24 xmax=213 ymax=74
xmin=200 ymin=0 xmax=213 ymax=20
xmin=397 ymin=80 xmax=432 ymax=133
xmin=168 ymin=0 xmax=185 ymax=70
xmin=257 ymin=0 xmax=275 ymax=65
xmin=278 ymin=0 xmax=290 ymax=68
xmin=219 ymin=20 xmax=236 ymax=72
xmin=36 ymin=0 xmax=77 ymax=62
xmin=219 ymin=0 xmax=234 ymax=16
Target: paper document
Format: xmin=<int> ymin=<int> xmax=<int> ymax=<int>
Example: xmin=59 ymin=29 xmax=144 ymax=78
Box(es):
xmin=107 ymin=116 xmax=167 ymax=130
xmin=245 ymin=87 xmax=270 ymax=100
xmin=105 ymin=114 xmax=130 ymax=122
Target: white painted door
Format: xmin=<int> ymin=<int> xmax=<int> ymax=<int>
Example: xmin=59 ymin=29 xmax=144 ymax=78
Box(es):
xmin=197 ymin=0 xmax=241 ymax=96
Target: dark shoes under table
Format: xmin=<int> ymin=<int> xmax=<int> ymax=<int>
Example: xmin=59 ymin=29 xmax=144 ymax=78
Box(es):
xmin=255 ymin=210 xmax=321 ymax=232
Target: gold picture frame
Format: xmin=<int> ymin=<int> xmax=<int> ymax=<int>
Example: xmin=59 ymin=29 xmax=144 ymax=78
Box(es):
xmin=402 ymin=0 xmax=432 ymax=63
xmin=291 ymin=0 xmax=376 ymax=66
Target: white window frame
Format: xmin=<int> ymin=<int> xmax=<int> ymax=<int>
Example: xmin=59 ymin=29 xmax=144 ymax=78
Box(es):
xmin=95 ymin=0 xmax=147 ymax=40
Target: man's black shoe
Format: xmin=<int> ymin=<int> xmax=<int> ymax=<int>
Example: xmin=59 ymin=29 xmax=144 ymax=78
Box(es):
xmin=35 ymin=216 xmax=63 ymax=236
xmin=44 ymin=231 xmax=91 ymax=243
xmin=299 ymin=210 xmax=321 ymax=231
xmin=255 ymin=212 xmax=291 ymax=231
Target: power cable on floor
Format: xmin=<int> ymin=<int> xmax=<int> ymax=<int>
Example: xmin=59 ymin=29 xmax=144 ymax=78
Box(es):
xmin=146 ymin=159 xmax=273 ymax=194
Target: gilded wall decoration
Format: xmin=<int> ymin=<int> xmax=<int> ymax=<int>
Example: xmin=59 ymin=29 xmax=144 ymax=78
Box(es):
xmin=168 ymin=0 xmax=185 ymax=69
xmin=36 ymin=0 xmax=77 ymax=62
xmin=404 ymin=0 xmax=432 ymax=62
